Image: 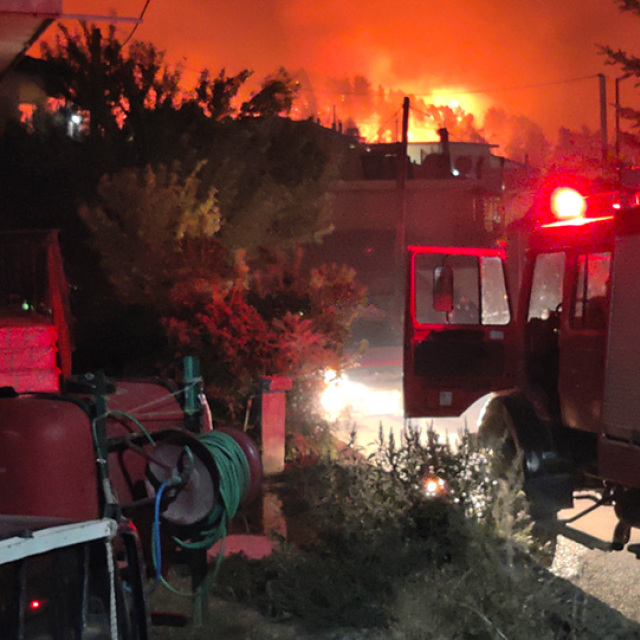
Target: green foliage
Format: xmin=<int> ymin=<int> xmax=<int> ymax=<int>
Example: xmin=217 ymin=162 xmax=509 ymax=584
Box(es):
xmin=38 ymin=23 xmax=304 ymax=172
xmin=194 ymin=68 xmax=253 ymax=121
xmin=209 ymin=427 xmax=640 ymax=638
xmin=77 ymin=162 xmax=221 ymax=308
xmin=212 ymin=425 xmax=534 ymax=628
xmin=164 ymin=250 xmax=367 ymax=421
xmin=198 ymin=117 xmax=343 ymax=253
xmin=40 ymin=22 xmax=183 ymax=143
xmin=240 ymin=68 xmax=300 ymax=118
xmin=600 ymin=1 xmax=640 ymax=164
xmin=42 ymin=32 xmax=350 ymax=381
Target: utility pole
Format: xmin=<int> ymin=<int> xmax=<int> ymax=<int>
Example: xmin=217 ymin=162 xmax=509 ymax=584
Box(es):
xmin=395 ymin=97 xmax=410 ymax=275
xmin=599 ymin=74 xmax=608 ymax=171
xmin=394 ymin=97 xmax=410 ymax=323
xmin=616 ymin=77 xmax=621 ymax=163
xmin=615 ymin=74 xmax=631 ymax=182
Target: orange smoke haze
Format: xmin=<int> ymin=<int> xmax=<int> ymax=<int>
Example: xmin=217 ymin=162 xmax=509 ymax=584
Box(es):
xmin=52 ymin=0 xmax=640 ymax=149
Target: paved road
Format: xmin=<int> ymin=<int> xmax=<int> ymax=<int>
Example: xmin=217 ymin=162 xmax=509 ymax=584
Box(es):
xmin=327 ymin=347 xmax=486 ymax=454
xmin=552 ymin=504 xmax=640 ymax=625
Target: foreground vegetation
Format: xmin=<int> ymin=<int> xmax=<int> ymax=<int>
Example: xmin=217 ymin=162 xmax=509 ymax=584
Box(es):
xmin=157 ymin=426 xmax=639 ymax=640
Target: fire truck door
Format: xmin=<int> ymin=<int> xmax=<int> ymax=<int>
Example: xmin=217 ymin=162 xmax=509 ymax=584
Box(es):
xmin=557 ymin=251 xmax=611 ymax=432
xmin=404 ymin=246 xmax=514 ymax=419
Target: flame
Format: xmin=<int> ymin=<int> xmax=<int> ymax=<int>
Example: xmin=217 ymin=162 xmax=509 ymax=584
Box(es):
xmin=299 ymin=78 xmax=494 ymax=144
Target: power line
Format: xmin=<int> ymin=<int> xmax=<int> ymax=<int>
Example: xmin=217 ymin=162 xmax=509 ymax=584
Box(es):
xmin=121 ymin=0 xmax=152 ymax=48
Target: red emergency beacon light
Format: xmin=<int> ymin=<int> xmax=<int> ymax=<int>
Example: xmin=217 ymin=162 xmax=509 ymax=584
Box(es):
xmin=542 ymin=185 xmax=615 ymax=229
xmin=550 ymin=187 xmax=587 ymax=220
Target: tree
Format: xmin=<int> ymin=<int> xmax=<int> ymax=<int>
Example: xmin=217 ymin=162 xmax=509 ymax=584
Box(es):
xmin=77 ymin=162 xmax=222 ymax=309
xmin=601 ymin=0 xmax=640 ymax=156
xmin=164 ymin=249 xmax=366 ymax=421
xmin=36 ymin=23 xmax=343 ymax=256
xmin=40 ymin=22 xmax=183 ymax=144
xmin=194 ymin=68 xmax=252 ymax=120
xmin=193 ymin=116 xmax=343 ymax=253
xmin=39 ymin=23 xmax=301 ymax=166
xmin=483 ymin=108 xmax=551 ymax=167
xmin=240 ymin=68 xmax=300 ymax=118
xmin=17 ymin=25 xmax=365 ymax=403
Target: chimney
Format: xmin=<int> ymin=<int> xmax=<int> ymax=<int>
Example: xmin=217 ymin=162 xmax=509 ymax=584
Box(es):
xmin=437 ymin=128 xmax=453 ymax=177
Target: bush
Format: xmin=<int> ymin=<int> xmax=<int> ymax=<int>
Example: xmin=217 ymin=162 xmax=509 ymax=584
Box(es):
xmin=164 ymin=249 xmax=367 ymax=423
xmin=204 ymin=424 xmax=640 ymax=639
xmin=211 ymin=424 xmax=539 ymax=631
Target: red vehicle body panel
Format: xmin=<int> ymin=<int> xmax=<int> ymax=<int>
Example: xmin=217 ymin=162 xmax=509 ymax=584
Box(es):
xmin=404 ymin=245 xmax=515 ymax=418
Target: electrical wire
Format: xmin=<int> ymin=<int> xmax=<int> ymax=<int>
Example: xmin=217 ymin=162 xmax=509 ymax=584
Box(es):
xmin=295 ymin=74 xmax=600 ymax=100
xmin=419 ymin=74 xmax=601 ymax=98
xmin=120 ymin=0 xmax=152 ymax=48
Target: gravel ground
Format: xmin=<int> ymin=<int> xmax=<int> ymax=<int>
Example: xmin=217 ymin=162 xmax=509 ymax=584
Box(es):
xmin=552 ymin=536 xmax=640 ymax=626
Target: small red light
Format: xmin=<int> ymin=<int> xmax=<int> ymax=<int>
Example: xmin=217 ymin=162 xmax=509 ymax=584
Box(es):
xmin=550 ymin=187 xmax=587 ymax=220
xmin=29 ymin=600 xmax=42 ymax=610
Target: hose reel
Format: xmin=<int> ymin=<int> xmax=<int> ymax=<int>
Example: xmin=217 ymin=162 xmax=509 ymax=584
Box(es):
xmin=145 ymin=427 xmax=262 ymax=548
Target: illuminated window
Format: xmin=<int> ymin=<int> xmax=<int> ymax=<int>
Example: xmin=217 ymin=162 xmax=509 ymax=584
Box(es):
xmin=528 ymin=252 xmax=565 ymax=321
xmin=480 ymin=256 xmax=510 ymax=325
xmin=571 ymin=252 xmax=611 ymax=330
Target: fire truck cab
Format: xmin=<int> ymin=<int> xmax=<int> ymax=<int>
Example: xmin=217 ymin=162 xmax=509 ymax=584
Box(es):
xmin=404 ymin=185 xmax=640 ymax=549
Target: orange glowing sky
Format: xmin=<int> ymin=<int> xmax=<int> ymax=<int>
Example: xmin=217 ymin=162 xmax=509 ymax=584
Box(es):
xmin=51 ymin=0 xmax=640 ymax=144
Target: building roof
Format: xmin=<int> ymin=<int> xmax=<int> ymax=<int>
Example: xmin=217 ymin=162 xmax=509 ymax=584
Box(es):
xmin=0 ymin=1 xmax=62 ymax=80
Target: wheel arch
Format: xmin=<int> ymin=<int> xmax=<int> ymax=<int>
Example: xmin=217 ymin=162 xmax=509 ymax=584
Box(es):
xmin=477 ymin=391 xmax=555 ymax=458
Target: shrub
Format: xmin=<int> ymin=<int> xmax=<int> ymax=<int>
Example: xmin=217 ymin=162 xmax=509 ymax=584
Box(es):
xmin=164 ymin=249 xmax=367 ymax=423
xmin=212 ymin=424 xmax=537 ymax=631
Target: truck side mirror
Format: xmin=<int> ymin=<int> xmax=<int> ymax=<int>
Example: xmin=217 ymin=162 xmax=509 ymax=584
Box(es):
xmin=433 ymin=265 xmax=454 ymax=312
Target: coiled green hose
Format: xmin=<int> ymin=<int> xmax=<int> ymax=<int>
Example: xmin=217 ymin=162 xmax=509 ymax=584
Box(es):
xmin=173 ymin=430 xmax=251 ymax=550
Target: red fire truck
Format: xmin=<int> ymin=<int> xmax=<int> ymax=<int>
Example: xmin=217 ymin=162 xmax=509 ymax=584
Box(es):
xmin=403 ymin=180 xmax=640 ymax=550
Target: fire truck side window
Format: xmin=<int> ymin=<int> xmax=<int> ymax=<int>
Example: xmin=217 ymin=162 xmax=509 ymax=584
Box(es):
xmin=571 ymin=252 xmax=611 ymax=331
xmin=526 ymin=251 xmax=565 ymax=407
xmin=480 ymin=256 xmax=510 ymax=325
xmin=527 ymin=252 xmax=565 ymax=321
xmin=414 ymin=253 xmax=451 ymax=324
xmin=414 ymin=253 xmax=480 ymax=324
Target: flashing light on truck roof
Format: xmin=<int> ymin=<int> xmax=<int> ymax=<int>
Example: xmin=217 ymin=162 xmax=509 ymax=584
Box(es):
xmin=550 ymin=187 xmax=587 ymax=220
xmin=543 ymin=186 xmax=614 ymax=228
